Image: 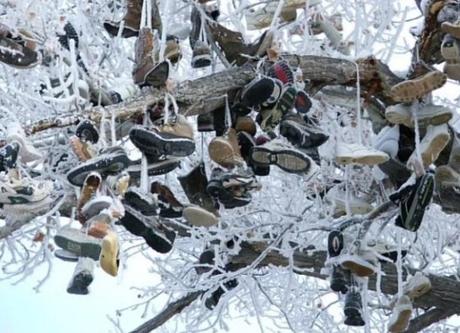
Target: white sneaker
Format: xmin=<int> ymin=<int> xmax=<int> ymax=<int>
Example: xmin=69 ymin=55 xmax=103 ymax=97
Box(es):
xmin=7 ymin=123 xmax=41 ymax=163
xmin=336 ymin=143 xmax=389 ymax=165
xmin=325 ymin=186 xmax=372 ymax=217
xmin=373 ymin=125 xmax=400 ymax=158
xmin=0 ymin=171 xmax=52 ymax=204
xmin=407 ymin=124 xmax=451 ymax=168
xmin=388 ymin=295 xmax=412 ymax=333
xmin=386 ymin=104 xmax=452 ymax=128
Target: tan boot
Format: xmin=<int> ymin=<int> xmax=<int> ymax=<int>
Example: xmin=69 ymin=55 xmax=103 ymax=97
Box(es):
xmin=208 ymin=128 xmax=244 ymax=168
xmin=390 ymin=71 xmax=447 ymax=103
xmin=77 ymin=172 xmax=102 ymax=224
xmin=160 ymin=114 xmax=194 ymax=140
xmin=100 ymin=230 xmax=119 ymax=277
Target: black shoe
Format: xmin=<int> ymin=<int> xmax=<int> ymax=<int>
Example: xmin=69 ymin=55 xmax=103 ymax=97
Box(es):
xmin=344 ymin=290 xmax=363 ymax=318
xmin=67 ymin=258 xmax=94 ymax=295
xmin=237 ymin=131 xmax=256 ymax=163
xmin=0 ymin=141 xmax=20 ymax=171
xmin=197 ymin=112 xmax=215 ymax=132
xmin=67 ymin=147 xmax=130 ymax=186
xmin=124 ymin=187 xmax=158 ymax=216
xmin=151 ymin=181 xmax=184 ymax=218
xmin=280 ymin=118 xmax=329 ymax=149
xmin=205 ymin=278 xmax=239 ymax=310
xmin=195 ymin=249 xmax=215 ymax=275
xmin=327 ymin=230 xmax=344 ymax=257
xmin=241 ymin=77 xmax=283 ymax=109
xmin=76 ymin=120 xmax=99 ymax=144
xmin=330 ymin=265 xmax=348 ymax=294
xmin=394 ymin=172 xmax=434 ymax=232
xmin=344 ymin=314 xmax=365 ymax=327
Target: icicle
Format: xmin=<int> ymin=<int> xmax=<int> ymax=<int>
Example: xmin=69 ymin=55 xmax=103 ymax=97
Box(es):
xmin=396 ymin=231 xmax=403 ymax=297
xmin=140 ymin=154 xmax=149 ymax=194
xmin=110 ymin=109 xmax=117 ymax=146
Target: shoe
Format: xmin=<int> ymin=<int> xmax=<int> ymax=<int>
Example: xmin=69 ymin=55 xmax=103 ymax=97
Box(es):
xmin=197 ymin=112 xmax=215 ymax=132
xmin=330 ymin=265 xmax=349 ymax=294
xmin=344 ymin=289 xmax=364 ymax=321
xmin=104 ymin=0 xmax=162 ymax=38
xmin=205 ymin=277 xmax=238 ymax=310
xmin=328 ymin=230 xmax=344 ymax=257
xmin=100 ymin=230 xmax=119 ymax=277
xmin=344 ymin=314 xmax=365 ymax=327
xmin=294 ymin=90 xmax=312 ymax=114
xmin=394 ymin=172 xmax=434 ymax=232
xmin=267 ymin=61 xmax=294 ymax=85
xmin=164 ymin=35 xmax=182 ymax=64
xmin=183 ymin=205 xmax=218 ymax=227
xmin=335 ymin=143 xmax=389 ymax=166
xmin=192 ymin=40 xmax=212 ymax=68
xmin=235 ymin=116 xmax=257 ymax=137
xmin=70 ymin=136 xmax=94 ymax=162
xmin=0 ymin=141 xmax=20 ymax=171
xmin=374 ymin=125 xmax=400 ymax=158
xmin=150 ymin=181 xmax=184 ymax=218
xmin=208 ymin=128 xmax=244 ymax=169
xmin=77 ymin=172 xmax=102 ymax=222
xmin=407 ymin=124 xmax=451 ymax=168
xmin=124 ymin=187 xmax=158 ymax=216
xmin=129 ymin=115 xmax=195 ymax=157
xmin=279 ymin=118 xmax=329 ymax=149
xmin=178 ymin=162 xmax=219 ymax=214
xmin=241 ymin=77 xmax=283 ymax=109
xmin=87 ymin=217 xmax=110 ymax=239
xmin=80 ymin=196 xmax=114 ymax=221
xmin=388 ymin=295 xmax=412 ymax=333
xmin=441 ymin=19 xmax=460 ymax=39
xmin=0 ymin=172 xmax=52 ymax=205
xmin=67 ymin=257 xmax=94 ymax=295
xmin=339 ymin=252 xmax=377 ymax=277
xmin=402 ymin=272 xmax=431 ymax=300
xmin=54 ymin=249 xmax=79 ymax=262
xmin=237 ymin=131 xmax=256 ymax=163
xmin=0 ymin=28 xmax=40 ymax=68
xmin=441 ymin=33 xmax=460 ymax=80
xmin=325 ymin=186 xmax=373 ymax=217
xmin=435 ymin=165 xmax=460 ymax=213
xmin=7 ymin=123 xmax=41 ymax=163
xmin=390 ymin=71 xmax=447 ymax=103
xmin=126 ymin=156 xmax=181 ymax=178
xmin=385 ymin=104 xmax=453 ymax=128
xmin=67 ymin=147 xmax=130 ymax=187
xmin=76 ymin=120 xmax=99 ymax=144
xmin=54 ymin=228 xmax=101 ymax=260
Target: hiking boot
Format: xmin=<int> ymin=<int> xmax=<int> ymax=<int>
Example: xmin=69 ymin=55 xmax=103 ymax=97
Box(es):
xmin=339 ymin=251 xmax=377 ymax=277
xmin=151 ymin=181 xmax=184 ymax=218
xmin=235 ymin=116 xmax=257 ymax=137
xmin=434 ymin=165 xmax=460 ymax=213
xmin=197 ymin=112 xmax=215 ymax=132
xmin=77 ymin=172 xmax=102 ymax=223
xmin=76 ymin=120 xmax=99 ymax=144
xmin=325 ymin=186 xmax=373 ymax=218
xmin=241 ymin=77 xmax=283 ymax=109
xmin=335 ymin=143 xmax=389 ymax=166
xmin=295 ymin=90 xmax=312 ymax=114
xmin=208 ymin=128 xmax=244 ymax=168
xmin=67 ymin=147 xmax=130 ymax=186
xmin=183 ymin=205 xmax=218 ymax=227
xmin=126 ymin=156 xmax=181 ymax=178
xmin=55 ymin=249 xmax=79 ymax=262
xmin=178 ymin=162 xmax=219 ymax=214
xmin=279 ymin=118 xmax=329 ymax=149
xmin=100 ymin=230 xmax=119 ymax=277
xmin=251 ymin=139 xmax=316 ymax=174
xmin=385 ymin=104 xmax=453 ymax=128
xmin=0 ymin=141 xmax=20 ymax=171
xmin=441 ymin=33 xmax=460 ymax=80
xmin=388 ymin=296 xmax=412 ymax=333
xmin=330 ymin=265 xmax=349 ymax=294
xmin=393 ymin=172 xmax=434 ymax=232
xmin=328 ymin=230 xmax=344 ymax=257
xmin=124 ymin=187 xmax=158 ymax=216
xmin=67 ymin=257 xmax=94 ymax=295
xmin=0 ymin=172 xmax=52 ymax=205
xmin=192 ymin=40 xmax=212 ymax=68
xmin=129 ymin=115 xmax=195 ymax=157
xmin=164 ymin=35 xmax=182 ymax=64
xmin=104 ymin=0 xmax=162 ymax=38
xmin=402 ymin=272 xmax=432 ymax=300
xmin=267 ymin=61 xmax=294 ymax=85
xmin=0 ymin=28 xmax=40 ymax=68
xmin=132 ymin=27 xmax=169 ymax=87
xmin=390 ymin=71 xmax=447 ymax=103
xmin=407 ymin=124 xmax=451 ymax=169
xmin=344 ymin=290 xmax=364 ymax=325
xmin=54 ymin=228 xmax=101 ymax=260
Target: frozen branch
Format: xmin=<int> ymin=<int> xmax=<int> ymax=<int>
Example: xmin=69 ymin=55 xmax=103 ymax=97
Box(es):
xmin=404 ymin=307 xmax=458 ymax=333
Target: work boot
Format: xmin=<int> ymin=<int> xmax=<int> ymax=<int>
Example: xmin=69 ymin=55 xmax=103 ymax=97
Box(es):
xmin=208 ymin=128 xmax=244 ymax=169
xmin=390 ymin=71 xmax=447 ymax=103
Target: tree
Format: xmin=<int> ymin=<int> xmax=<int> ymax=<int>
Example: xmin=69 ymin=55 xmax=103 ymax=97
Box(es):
xmin=1 ymin=0 xmax=460 ymax=332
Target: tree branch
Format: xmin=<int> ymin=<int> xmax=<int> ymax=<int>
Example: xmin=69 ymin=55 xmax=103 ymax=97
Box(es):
xmin=404 ymin=307 xmax=457 ymax=333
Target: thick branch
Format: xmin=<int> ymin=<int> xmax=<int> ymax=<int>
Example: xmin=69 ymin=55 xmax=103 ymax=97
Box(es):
xmin=404 ymin=307 xmax=457 ymax=333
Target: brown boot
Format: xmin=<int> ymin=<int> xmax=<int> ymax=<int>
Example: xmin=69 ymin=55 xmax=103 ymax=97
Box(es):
xmin=235 ymin=116 xmax=257 ymax=136
xmin=163 ymin=35 xmax=182 ymax=64
xmin=151 ymin=181 xmax=184 ymax=218
xmin=208 ymin=128 xmax=244 ymax=168
xmin=104 ymin=0 xmax=162 ymax=38
xmin=77 ymin=172 xmax=102 ymax=224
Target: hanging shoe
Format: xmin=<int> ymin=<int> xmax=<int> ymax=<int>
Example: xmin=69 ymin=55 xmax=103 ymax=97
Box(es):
xmin=67 ymin=257 xmax=95 ymax=295
xmin=267 ymin=61 xmax=295 ymax=85
xmin=100 ymin=230 xmax=120 ymax=277
xmin=385 ymin=103 xmax=453 ymax=128
xmin=240 ymin=77 xmax=283 ymax=109
xmin=183 ymin=205 xmax=218 ymax=227
xmin=327 ymin=230 xmax=344 ymax=257
xmin=7 ymin=123 xmax=42 ymax=163
xmin=330 ymin=265 xmax=349 ymax=294
xmin=388 ymin=295 xmax=412 ymax=333
xmin=280 ymin=117 xmax=329 ymax=149
xmin=67 ymin=147 xmax=130 ymax=187
xmin=336 ymin=143 xmax=389 ymax=166
xmin=70 ymin=136 xmax=94 ymax=162
xmin=294 ymin=90 xmax=312 ymax=114
xmin=435 ymin=165 xmax=460 ymax=213
xmin=129 ymin=115 xmax=195 ymax=157
xmin=344 ymin=289 xmax=365 ymax=326
xmin=126 ymin=156 xmax=181 ymax=178
xmin=325 ymin=186 xmax=373 ymax=217
xmin=80 ymin=196 xmax=114 ymax=222
xmin=124 ymin=186 xmax=158 ymax=216
xmin=0 ymin=172 xmax=52 ymax=205
xmin=440 ymin=33 xmax=460 ymax=80
xmin=54 ymin=228 xmax=101 ymax=260
xmin=76 ymin=120 xmax=99 ymax=144
xmin=0 ymin=27 xmax=40 ymax=68
xmin=339 ymin=251 xmax=377 ymax=277
xmin=234 ymin=116 xmax=257 ymax=137
xmin=77 ymin=172 xmax=102 ymax=223
xmin=55 ymin=249 xmax=79 ymax=262
xmin=208 ymin=128 xmax=245 ymax=169
xmin=406 ymin=124 xmax=451 ymax=168
xmin=87 ymin=216 xmax=111 ymax=239
xmin=164 ymin=35 xmax=182 ymax=64
xmin=192 ymin=40 xmax=212 ymax=68
xmin=402 ymin=272 xmax=431 ymax=300
xmin=390 ymin=71 xmax=447 ymax=103
xmin=251 ymin=139 xmax=317 ymax=174
xmin=394 ymin=172 xmax=434 ymax=232
xmin=151 ymin=181 xmax=184 ymax=218
xmin=197 ymin=112 xmax=215 ymax=132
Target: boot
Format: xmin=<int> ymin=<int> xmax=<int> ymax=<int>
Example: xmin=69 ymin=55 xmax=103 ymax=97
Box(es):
xmin=208 ymin=128 xmax=244 ymax=168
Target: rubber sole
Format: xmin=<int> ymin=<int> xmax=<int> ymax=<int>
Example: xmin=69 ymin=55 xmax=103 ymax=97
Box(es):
xmin=130 ymin=127 xmax=195 ymax=157
xmin=420 ymin=132 xmax=451 ymax=166
xmin=391 ymin=71 xmax=447 ymax=103
xmin=251 ymin=146 xmax=310 ymax=173
xmin=335 ymin=154 xmax=388 ymax=166
xmin=126 ymin=158 xmax=180 ymax=178
xmin=54 ymin=234 xmax=101 ymax=261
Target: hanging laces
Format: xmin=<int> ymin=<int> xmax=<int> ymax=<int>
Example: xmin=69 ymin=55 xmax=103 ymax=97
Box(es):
xmin=224 ymin=94 xmax=232 ymax=131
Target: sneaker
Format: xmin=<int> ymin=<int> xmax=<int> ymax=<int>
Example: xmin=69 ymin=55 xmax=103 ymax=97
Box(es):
xmin=335 ymin=143 xmax=389 ymax=166
xmin=267 ymin=61 xmax=294 ymax=85
xmin=129 ymin=115 xmax=195 ymax=157
xmin=279 ymin=118 xmax=329 ymax=149
xmin=407 ymin=124 xmax=451 ymax=168
xmin=126 ymin=156 xmax=181 ymax=178
xmin=344 ymin=290 xmax=365 ymax=326
xmin=388 ymin=296 xmax=412 ymax=333
xmin=76 ymin=120 xmax=99 ymax=144
xmin=67 ymin=147 xmax=130 ymax=187
xmin=150 ymin=181 xmax=184 ymax=218
xmin=183 ymin=205 xmax=218 ymax=227
xmin=67 ymin=257 xmax=94 ymax=295
xmin=394 ymin=172 xmax=434 ymax=232
xmin=100 ymin=230 xmax=119 ymax=277
xmin=54 ymin=228 xmax=101 ymax=260
xmin=192 ymin=40 xmax=212 ymax=68
xmin=441 ymin=33 xmax=460 ymax=80
xmin=55 ymin=249 xmax=79 ymax=262
xmin=374 ymin=125 xmax=400 ymax=158
xmin=339 ymin=252 xmax=377 ymax=277
xmin=208 ymin=128 xmax=244 ymax=169
xmin=390 ymin=71 xmax=447 ymax=103
xmin=385 ymin=104 xmax=453 ymax=128
xmin=435 ymin=165 xmax=460 ymax=213
xmin=7 ymin=123 xmax=42 ymax=163
xmin=325 ymin=186 xmax=373 ymax=217
xmin=0 ymin=172 xmax=52 ymax=205
xmin=330 ymin=265 xmax=349 ymax=294
xmin=328 ymin=230 xmax=344 ymax=257
xmin=164 ymin=35 xmax=182 ymax=64
xmin=77 ymin=172 xmax=102 ymax=222
xmin=241 ymin=77 xmax=283 ymax=109
xmin=294 ymin=90 xmax=312 ymax=114
xmin=235 ymin=116 xmax=257 ymax=137
xmin=378 ymin=158 xmax=412 ymax=187
xmin=0 ymin=28 xmax=40 ymax=68
xmin=402 ymin=272 xmax=432 ymax=300
xmin=124 ymin=187 xmax=158 ymax=216
xmin=251 ymin=139 xmax=316 ymax=174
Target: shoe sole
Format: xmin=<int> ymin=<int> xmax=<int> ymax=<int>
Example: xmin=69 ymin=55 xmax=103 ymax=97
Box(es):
xmin=391 ymin=71 xmax=447 ymax=103
xmin=207 ymin=180 xmax=251 ymax=208
xmin=183 ymin=207 xmax=218 ymax=227
xmin=420 ymin=132 xmax=451 ymax=166
xmin=126 ymin=158 xmax=180 ymax=178
xmin=335 ymin=154 xmax=388 ymax=166
xmin=192 ymin=54 xmax=212 ymax=68
xmin=441 ymin=22 xmax=460 ymax=40
xmin=388 ymin=309 xmax=412 ymax=333
xmin=137 ymin=129 xmax=195 ymax=157
xmin=54 ymin=235 xmax=101 ymax=261
xmin=208 ymin=138 xmax=241 ymax=168
xmin=251 ymin=147 xmax=310 ymax=173
xmin=341 ymin=260 xmax=375 ymax=277
xmin=444 ymin=62 xmax=460 ymax=80
xmin=405 ymin=281 xmax=431 ymax=299
xmin=385 ymin=109 xmax=411 ymax=127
